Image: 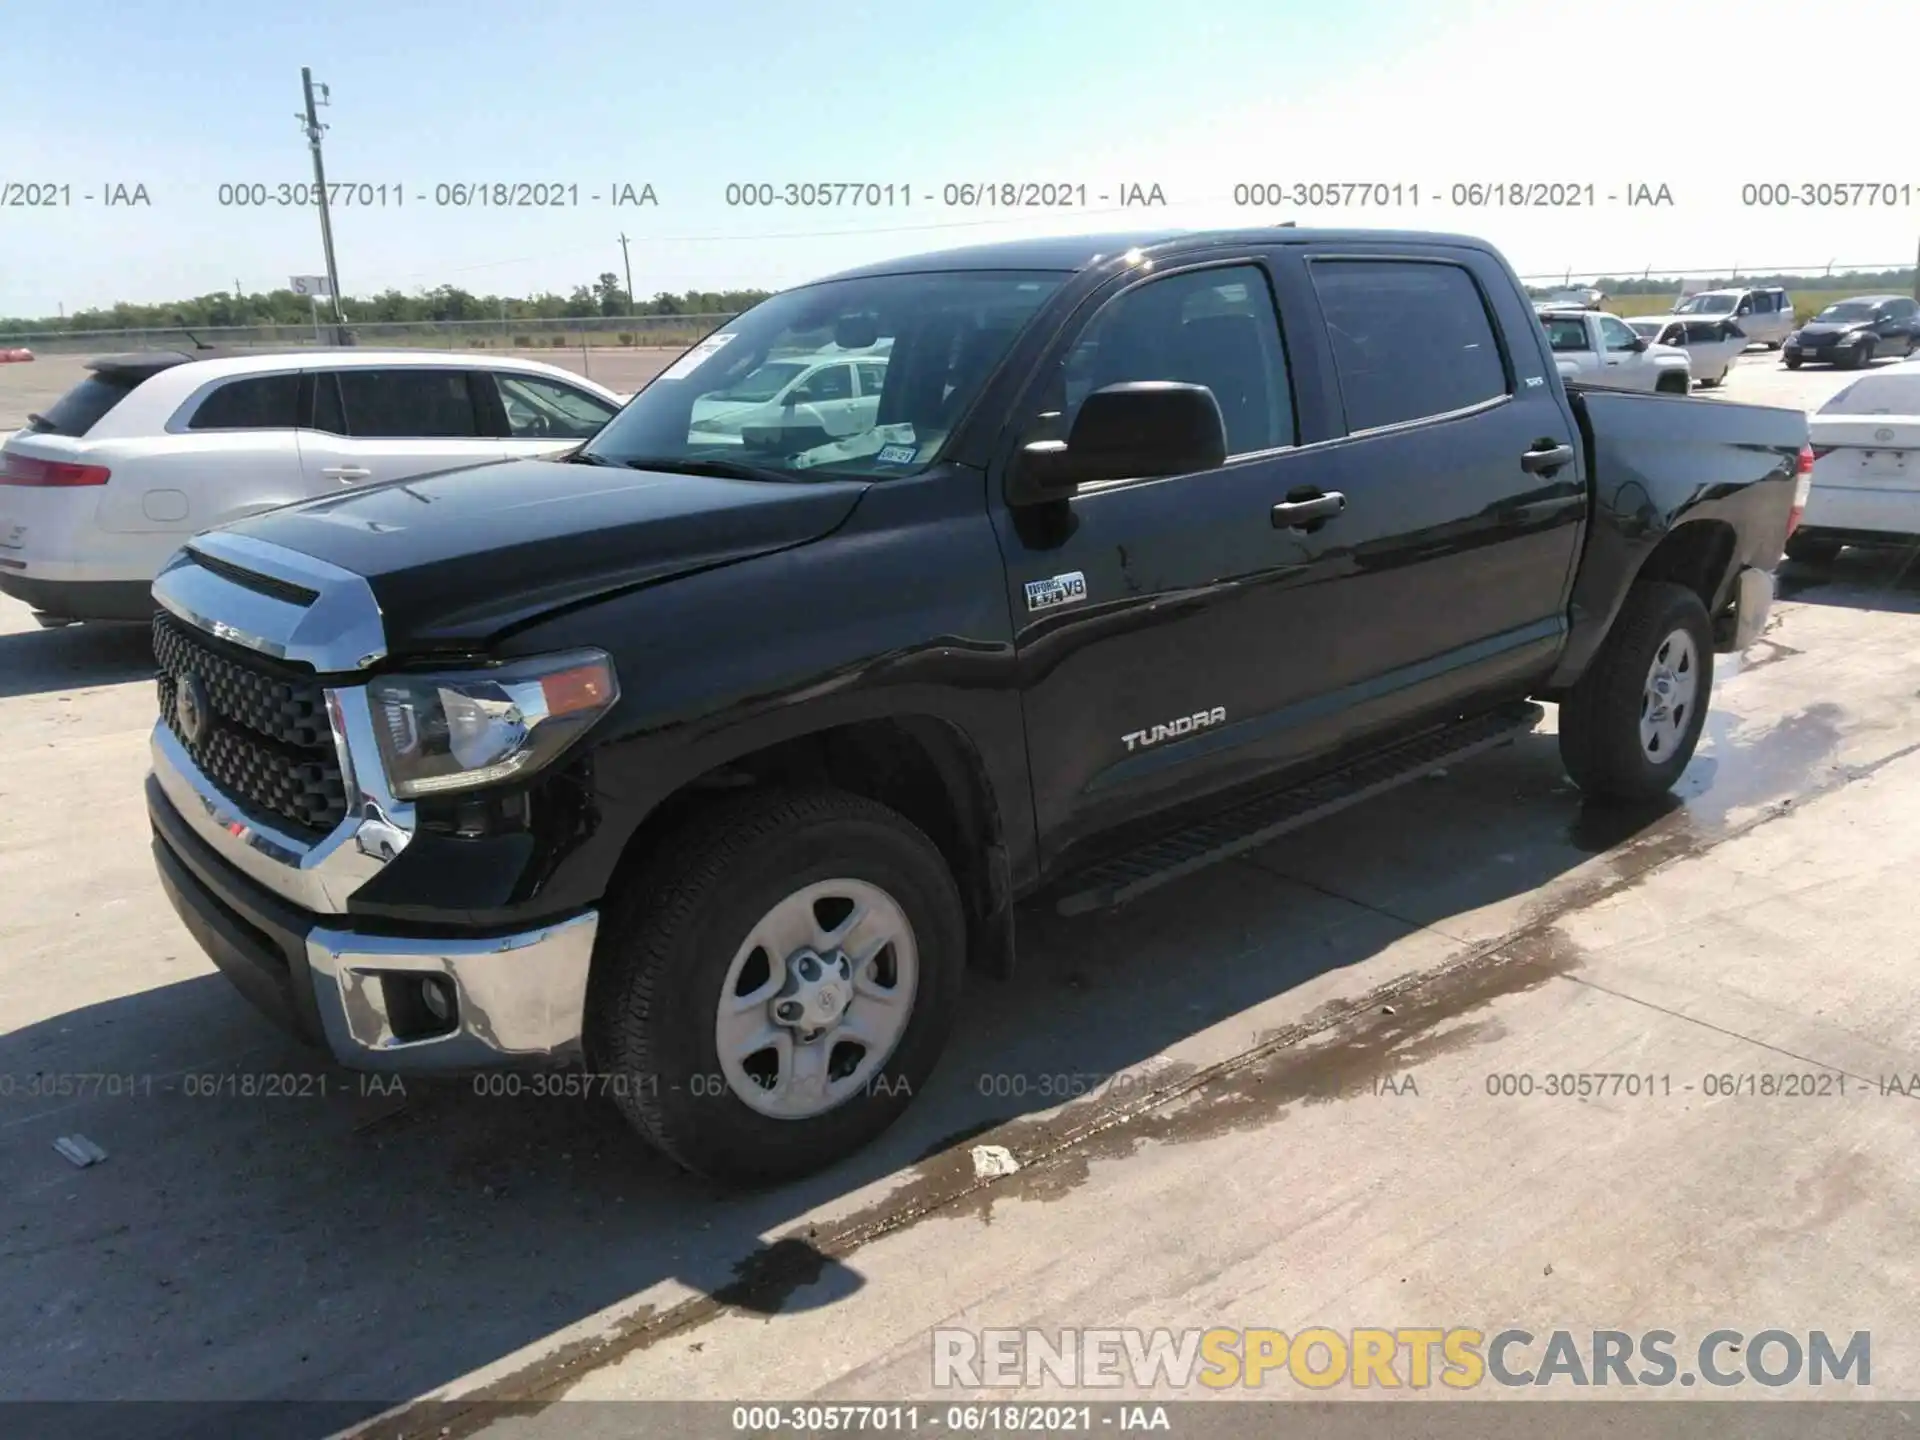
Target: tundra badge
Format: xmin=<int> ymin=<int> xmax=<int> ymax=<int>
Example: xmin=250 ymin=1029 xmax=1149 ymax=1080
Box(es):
xmin=1122 ymin=707 xmax=1227 ymax=753
xmin=1025 ymin=571 xmax=1088 ymax=613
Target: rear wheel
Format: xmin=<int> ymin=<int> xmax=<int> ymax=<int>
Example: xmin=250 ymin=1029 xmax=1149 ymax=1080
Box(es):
xmin=589 ymin=787 xmax=966 ymax=1186
xmin=1784 ymin=534 xmax=1843 ymax=566
xmin=1558 ymin=582 xmax=1714 ymax=803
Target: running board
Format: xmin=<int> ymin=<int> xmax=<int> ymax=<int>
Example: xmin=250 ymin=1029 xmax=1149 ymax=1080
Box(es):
xmin=1055 ymin=702 xmax=1546 ymax=917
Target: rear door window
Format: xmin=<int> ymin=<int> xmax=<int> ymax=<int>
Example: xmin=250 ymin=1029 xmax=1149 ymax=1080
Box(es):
xmin=25 ymin=372 xmax=144 ymax=437
xmin=1311 ymin=259 xmax=1508 ymax=431
xmin=185 ymin=373 xmax=302 ymax=431
xmin=334 ymin=369 xmax=482 ymax=438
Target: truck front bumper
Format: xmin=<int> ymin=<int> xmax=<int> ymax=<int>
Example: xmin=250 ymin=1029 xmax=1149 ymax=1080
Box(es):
xmin=148 ymin=759 xmax=598 ymax=1073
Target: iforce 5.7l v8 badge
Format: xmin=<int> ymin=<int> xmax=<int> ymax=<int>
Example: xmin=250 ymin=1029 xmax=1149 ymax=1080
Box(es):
xmin=1025 ymin=571 xmax=1088 ymax=613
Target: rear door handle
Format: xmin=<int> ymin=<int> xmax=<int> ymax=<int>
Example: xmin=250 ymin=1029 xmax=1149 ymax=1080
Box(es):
xmin=1521 ymin=444 xmax=1575 ymax=474
xmin=1270 ymin=492 xmax=1346 ymax=528
xmin=321 ymin=466 xmax=372 ymax=482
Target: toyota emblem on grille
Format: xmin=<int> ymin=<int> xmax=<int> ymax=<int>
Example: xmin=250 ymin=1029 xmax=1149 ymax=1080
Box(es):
xmin=1875 ymin=427 xmax=1895 ymax=443
xmin=175 ymin=672 xmax=210 ymax=746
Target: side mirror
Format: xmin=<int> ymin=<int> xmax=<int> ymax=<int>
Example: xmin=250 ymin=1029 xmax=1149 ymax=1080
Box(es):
xmin=1630 ymin=337 xmax=1648 ymax=352
xmin=784 ymin=388 xmax=812 ymax=408
xmin=1008 ymin=382 xmax=1228 ymax=504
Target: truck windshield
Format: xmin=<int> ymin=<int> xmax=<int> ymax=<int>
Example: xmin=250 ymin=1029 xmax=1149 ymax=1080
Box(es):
xmin=580 ymin=270 xmax=1066 ymax=481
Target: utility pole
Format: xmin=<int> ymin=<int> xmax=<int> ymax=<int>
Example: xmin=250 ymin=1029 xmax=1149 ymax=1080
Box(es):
xmin=298 ymin=68 xmax=350 ymax=344
xmin=1913 ymin=232 xmax=1919 ymax=303
xmin=618 ymin=233 xmax=635 ymax=313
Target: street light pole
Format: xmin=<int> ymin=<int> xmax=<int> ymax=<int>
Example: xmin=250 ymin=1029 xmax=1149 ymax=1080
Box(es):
xmin=299 ymin=67 xmax=349 ymax=344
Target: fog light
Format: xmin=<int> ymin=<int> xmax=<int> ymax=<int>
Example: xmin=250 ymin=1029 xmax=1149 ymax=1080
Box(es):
xmin=420 ymin=976 xmax=454 ymax=1023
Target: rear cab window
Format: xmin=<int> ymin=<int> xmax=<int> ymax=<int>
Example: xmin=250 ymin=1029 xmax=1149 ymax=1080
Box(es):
xmin=1310 ymin=259 xmax=1509 ymax=430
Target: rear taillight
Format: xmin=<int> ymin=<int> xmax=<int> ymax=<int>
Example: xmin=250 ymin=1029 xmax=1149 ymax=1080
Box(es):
xmin=1786 ymin=443 xmax=1813 ymax=538
xmin=0 ymin=454 xmax=111 ymax=487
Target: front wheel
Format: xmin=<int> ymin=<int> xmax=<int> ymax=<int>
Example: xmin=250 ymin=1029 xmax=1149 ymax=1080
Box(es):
xmin=588 ymin=786 xmax=967 ymax=1186
xmin=1558 ymin=582 xmax=1714 ymax=803
xmin=1784 ymin=355 xmax=1803 ymax=370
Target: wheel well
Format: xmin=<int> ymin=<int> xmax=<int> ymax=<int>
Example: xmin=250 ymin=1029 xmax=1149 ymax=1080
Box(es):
xmin=1656 ymin=372 xmax=1690 ymax=394
xmin=1635 ymin=520 xmax=1738 ymax=616
xmin=601 ymin=717 xmax=1005 ymax=960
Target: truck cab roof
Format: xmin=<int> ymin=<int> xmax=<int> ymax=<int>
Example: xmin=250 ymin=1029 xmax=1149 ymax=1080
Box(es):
xmin=812 ymin=227 xmax=1510 ymax=283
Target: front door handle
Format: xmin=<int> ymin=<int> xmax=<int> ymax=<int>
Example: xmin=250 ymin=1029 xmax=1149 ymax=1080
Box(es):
xmin=321 ymin=465 xmax=372 ymax=482
xmin=1270 ymin=491 xmax=1346 ymax=529
xmin=1521 ymin=444 xmax=1575 ymax=474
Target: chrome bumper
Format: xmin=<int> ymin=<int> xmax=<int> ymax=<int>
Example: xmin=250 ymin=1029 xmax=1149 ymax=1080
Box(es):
xmin=308 ymin=914 xmax=598 ymax=1072
xmin=1719 ymin=565 xmax=1775 ymax=653
xmin=151 ymin=725 xmax=599 ymax=1070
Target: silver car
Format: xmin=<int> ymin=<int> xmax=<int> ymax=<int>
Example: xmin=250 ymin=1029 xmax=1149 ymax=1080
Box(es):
xmin=1670 ymin=287 xmax=1795 ymax=349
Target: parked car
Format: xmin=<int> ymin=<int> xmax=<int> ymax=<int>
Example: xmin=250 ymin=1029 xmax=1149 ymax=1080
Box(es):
xmin=1539 ymin=306 xmax=1692 ymax=393
xmin=1671 ymin=287 xmax=1795 ymax=349
xmin=1626 ymin=315 xmax=1749 ymax=387
xmin=145 ymin=226 xmax=1806 ymax=1185
xmin=0 ymin=349 xmax=625 ymax=625
xmin=686 ymin=351 xmax=889 ymax=445
xmin=1783 ymin=359 xmax=1920 ymax=564
xmin=1783 ymin=296 xmax=1920 ymax=371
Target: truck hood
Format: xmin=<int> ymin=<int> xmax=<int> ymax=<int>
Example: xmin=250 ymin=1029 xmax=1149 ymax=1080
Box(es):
xmin=218 ymin=457 xmax=870 ymax=652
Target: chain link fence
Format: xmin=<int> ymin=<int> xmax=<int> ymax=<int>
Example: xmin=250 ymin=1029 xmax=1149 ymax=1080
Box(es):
xmin=3 ymin=312 xmax=737 ymax=355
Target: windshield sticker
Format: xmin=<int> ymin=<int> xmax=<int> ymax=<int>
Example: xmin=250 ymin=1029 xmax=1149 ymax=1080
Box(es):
xmin=875 ymin=444 xmax=919 ymax=465
xmin=659 ymin=331 xmax=737 ymax=382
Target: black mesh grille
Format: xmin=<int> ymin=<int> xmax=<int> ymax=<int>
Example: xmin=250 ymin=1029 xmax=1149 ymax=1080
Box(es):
xmin=154 ymin=612 xmax=347 ymax=836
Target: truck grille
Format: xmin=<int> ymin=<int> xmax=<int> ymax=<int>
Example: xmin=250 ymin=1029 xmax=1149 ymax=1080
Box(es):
xmin=153 ymin=611 xmax=348 ymax=835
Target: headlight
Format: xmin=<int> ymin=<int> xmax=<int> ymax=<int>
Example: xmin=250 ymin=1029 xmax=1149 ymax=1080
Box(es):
xmin=368 ymin=650 xmax=619 ymax=799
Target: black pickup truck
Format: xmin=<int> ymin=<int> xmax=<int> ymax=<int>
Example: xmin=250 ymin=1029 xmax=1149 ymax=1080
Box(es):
xmin=144 ymin=227 xmax=1810 ymax=1184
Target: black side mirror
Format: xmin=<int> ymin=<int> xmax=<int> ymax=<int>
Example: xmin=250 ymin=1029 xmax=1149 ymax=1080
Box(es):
xmin=1630 ymin=337 xmax=1648 ymax=352
xmin=1009 ymin=382 xmax=1228 ymax=504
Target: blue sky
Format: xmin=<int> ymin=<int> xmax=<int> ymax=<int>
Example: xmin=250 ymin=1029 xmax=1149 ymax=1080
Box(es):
xmin=3 ymin=0 xmax=1915 ymax=318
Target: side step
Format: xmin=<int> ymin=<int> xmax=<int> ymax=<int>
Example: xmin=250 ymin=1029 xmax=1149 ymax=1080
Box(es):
xmin=1055 ymin=701 xmax=1545 ymax=917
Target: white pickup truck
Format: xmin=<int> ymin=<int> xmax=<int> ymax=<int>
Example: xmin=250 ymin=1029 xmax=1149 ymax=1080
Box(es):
xmin=1538 ymin=307 xmax=1693 ymax=394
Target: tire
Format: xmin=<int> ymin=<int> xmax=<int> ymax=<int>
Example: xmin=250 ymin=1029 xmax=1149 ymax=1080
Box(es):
xmin=1656 ymin=375 xmax=1689 ymax=396
xmin=1847 ymin=340 xmax=1874 ymax=369
xmin=1784 ymin=355 xmax=1803 ymax=370
xmin=1557 ymin=582 xmax=1714 ymax=803
xmin=1905 ymin=336 xmax=1918 ymax=358
xmin=1784 ymin=533 xmax=1843 ymax=565
xmin=588 ymin=786 xmax=966 ymax=1187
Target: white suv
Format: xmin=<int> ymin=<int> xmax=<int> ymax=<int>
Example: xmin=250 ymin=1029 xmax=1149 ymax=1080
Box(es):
xmin=1670 ymin=287 xmax=1795 ymax=349
xmin=0 ymin=348 xmax=625 ymax=624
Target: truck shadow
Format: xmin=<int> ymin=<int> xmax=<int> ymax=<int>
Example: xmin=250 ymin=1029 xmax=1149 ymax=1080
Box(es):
xmin=0 ymin=619 xmax=153 ymax=699
xmin=0 ymin=727 xmax=1803 ymax=1437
